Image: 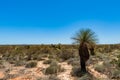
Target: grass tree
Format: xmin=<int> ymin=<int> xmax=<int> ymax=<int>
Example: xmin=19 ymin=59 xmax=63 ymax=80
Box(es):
xmin=72 ymin=28 xmax=98 ymax=73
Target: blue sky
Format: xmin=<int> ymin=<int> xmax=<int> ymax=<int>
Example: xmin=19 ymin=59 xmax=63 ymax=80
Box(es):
xmin=0 ymin=0 xmax=120 ymax=44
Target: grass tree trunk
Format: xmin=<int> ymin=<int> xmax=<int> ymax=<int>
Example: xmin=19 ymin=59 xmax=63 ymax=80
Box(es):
xmin=79 ymin=44 xmax=90 ymax=73
xmin=90 ymin=47 xmax=95 ymax=55
xmin=80 ymin=57 xmax=86 ymax=72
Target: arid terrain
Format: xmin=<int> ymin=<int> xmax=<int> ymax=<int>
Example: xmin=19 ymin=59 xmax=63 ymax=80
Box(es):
xmin=0 ymin=44 xmax=120 ymax=80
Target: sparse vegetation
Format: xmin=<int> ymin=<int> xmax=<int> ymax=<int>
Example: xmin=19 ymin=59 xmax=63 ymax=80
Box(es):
xmin=0 ymin=44 xmax=119 ymax=80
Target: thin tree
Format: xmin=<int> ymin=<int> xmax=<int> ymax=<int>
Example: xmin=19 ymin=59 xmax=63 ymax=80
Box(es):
xmin=72 ymin=28 xmax=98 ymax=73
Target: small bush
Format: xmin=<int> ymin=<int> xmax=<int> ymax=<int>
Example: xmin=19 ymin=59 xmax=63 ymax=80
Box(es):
xmin=77 ymin=73 xmax=93 ymax=80
xmin=71 ymin=66 xmax=82 ymax=77
xmin=25 ymin=61 xmax=37 ymax=68
xmin=58 ymin=49 xmax=75 ymax=61
xmin=37 ymin=75 xmax=60 ymax=80
xmin=0 ymin=60 xmax=5 ymax=69
xmin=4 ymin=73 xmax=19 ymax=80
xmin=48 ymin=54 xmax=58 ymax=59
xmin=111 ymin=69 xmax=120 ymax=79
xmin=32 ymin=54 xmax=44 ymax=61
xmin=117 ymin=55 xmax=120 ymax=67
xmin=40 ymin=53 xmax=49 ymax=58
xmin=14 ymin=60 xmax=26 ymax=66
xmin=49 ymin=75 xmax=60 ymax=80
xmin=45 ymin=61 xmax=64 ymax=75
xmin=67 ymin=58 xmax=80 ymax=66
xmin=111 ymin=54 xmax=120 ymax=68
xmin=94 ymin=64 xmax=105 ymax=73
xmin=43 ymin=59 xmax=53 ymax=64
xmin=103 ymin=61 xmax=112 ymax=68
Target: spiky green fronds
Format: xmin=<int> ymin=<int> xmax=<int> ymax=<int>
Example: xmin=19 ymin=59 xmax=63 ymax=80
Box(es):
xmin=72 ymin=28 xmax=98 ymax=46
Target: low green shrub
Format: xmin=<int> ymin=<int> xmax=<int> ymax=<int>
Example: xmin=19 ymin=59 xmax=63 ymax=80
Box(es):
xmin=37 ymin=75 xmax=60 ymax=80
xmin=0 ymin=60 xmax=5 ymax=69
xmin=77 ymin=73 xmax=93 ymax=80
xmin=25 ymin=61 xmax=37 ymax=68
xmin=32 ymin=54 xmax=44 ymax=61
xmin=117 ymin=55 xmax=120 ymax=67
xmin=71 ymin=66 xmax=81 ymax=77
xmin=94 ymin=63 xmax=105 ymax=73
xmin=45 ymin=61 xmax=64 ymax=75
xmin=14 ymin=60 xmax=26 ymax=66
xmin=111 ymin=69 xmax=120 ymax=79
xmin=103 ymin=61 xmax=112 ymax=68
xmin=67 ymin=58 xmax=80 ymax=66
xmin=58 ymin=49 xmax=75 ymax=61
xmin=43 ymin=59 xmax=53 ymax=64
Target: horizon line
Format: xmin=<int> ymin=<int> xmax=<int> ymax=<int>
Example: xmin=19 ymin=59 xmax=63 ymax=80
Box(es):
xmin=0 ymin=43 xmax=119 ymax=45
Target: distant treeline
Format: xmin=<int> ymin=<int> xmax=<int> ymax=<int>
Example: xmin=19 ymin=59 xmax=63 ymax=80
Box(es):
xmin=0 ymin=44 xmax=120 ymax=54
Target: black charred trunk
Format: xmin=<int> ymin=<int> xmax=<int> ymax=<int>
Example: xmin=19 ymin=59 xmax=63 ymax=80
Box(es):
xmin=80 ymin=58 xmax=87 ymax=72
xmin=79 ymin=43 xmax=89 ymax=73
xmin=90 ymin=48 xmax=95 ymax=55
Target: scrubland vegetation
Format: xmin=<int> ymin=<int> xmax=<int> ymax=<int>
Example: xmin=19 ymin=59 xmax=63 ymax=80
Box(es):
xmin=0 ymin=44 xmax=119 ymax=80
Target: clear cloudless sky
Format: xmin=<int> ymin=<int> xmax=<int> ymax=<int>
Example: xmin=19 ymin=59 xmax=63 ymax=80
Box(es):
xmin=0 ymin=0 xmax=120 ymax=44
